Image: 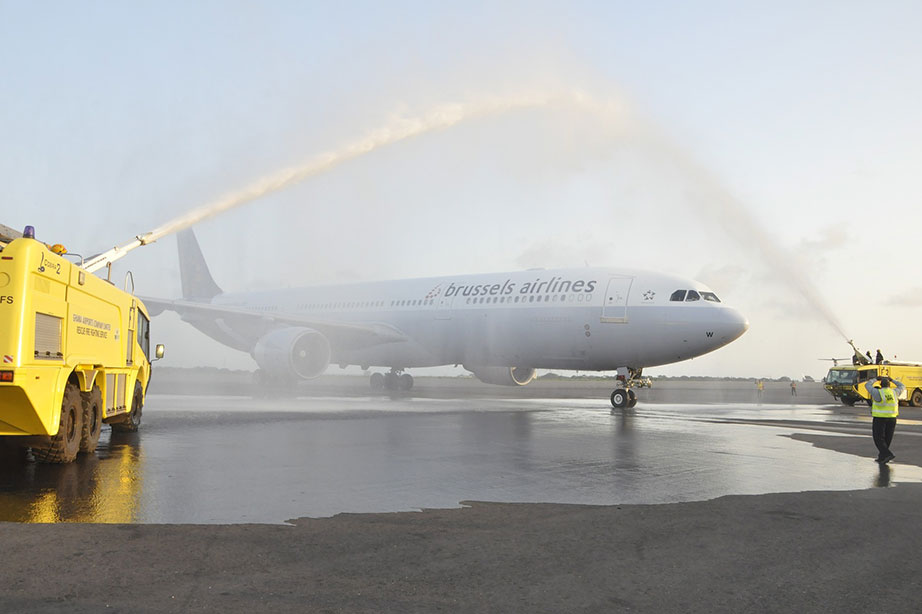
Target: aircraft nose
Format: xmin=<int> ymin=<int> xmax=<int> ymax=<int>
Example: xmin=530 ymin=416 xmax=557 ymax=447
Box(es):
xmin=725 ymin=308 xmax=749 ymax=341
xmin=704 ymin=307 xmax=749 ymax=348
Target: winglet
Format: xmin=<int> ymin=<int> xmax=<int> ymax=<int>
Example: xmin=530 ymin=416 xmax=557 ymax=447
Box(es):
xmin=177 ymin=229 xmax=223 ymax=300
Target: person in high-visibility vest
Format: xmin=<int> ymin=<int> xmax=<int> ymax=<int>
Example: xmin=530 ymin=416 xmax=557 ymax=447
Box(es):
xmin=864 ymin=376 xmax=905 ymax=464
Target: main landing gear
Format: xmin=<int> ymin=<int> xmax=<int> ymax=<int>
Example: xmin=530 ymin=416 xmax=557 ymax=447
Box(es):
xmin=370 ymin=369 xmax=414 ymax=392
xmin=610 ymin=368 xmax=651 ymax=409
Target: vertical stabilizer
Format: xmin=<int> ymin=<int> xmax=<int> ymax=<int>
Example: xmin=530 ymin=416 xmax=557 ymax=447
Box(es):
xmin=177 ymin=230 xmax=223 ymax=300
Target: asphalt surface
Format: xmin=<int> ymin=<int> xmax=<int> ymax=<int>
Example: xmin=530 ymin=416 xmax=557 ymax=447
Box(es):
xmin=2 ymin=382 xmax=921 ymax=612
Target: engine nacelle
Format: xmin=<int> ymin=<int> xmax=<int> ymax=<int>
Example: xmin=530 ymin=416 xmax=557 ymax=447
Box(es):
xmin=144 ymin=303 xmax=166 ymax=317
xmin=467 ymin=366 xmax=536 ymax=386
xmin=252 ymin=327 xmax=331 ymax=380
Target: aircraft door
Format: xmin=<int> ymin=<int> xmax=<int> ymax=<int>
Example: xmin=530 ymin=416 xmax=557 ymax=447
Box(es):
xmin=601 ymin=277 xmax=633 ymax=323
xmin=435 ymin=295 xmax=452 ymax=320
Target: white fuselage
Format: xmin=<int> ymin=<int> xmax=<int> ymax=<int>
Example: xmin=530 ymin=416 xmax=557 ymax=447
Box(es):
xmin=188 ymin=267 xmax=748 ymax=372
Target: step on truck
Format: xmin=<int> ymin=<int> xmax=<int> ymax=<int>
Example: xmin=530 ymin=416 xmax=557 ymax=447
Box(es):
xmin=0 ymin=224 xmax=164 ymax=463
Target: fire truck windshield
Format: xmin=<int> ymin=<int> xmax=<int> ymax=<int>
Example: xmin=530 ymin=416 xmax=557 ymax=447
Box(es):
xmin=827 ymin=369 xmax=858 ymax=385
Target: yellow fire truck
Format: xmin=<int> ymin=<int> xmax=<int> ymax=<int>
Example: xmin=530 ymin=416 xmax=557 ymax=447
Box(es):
xmin=0 ymin=224 xmax=163 ymax=463
xmin=824 ymin=362 xmax=922 ymax=407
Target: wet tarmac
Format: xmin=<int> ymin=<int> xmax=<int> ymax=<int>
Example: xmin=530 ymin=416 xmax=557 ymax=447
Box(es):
xmin=3 ymin=395 xmax=921 ymax=525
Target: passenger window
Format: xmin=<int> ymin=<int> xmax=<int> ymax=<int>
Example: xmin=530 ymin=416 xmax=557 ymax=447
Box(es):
xmin=686 ymin=291 xmax=700 ymax=302
xmin=670 ymin=290 xmax=687 ymax=302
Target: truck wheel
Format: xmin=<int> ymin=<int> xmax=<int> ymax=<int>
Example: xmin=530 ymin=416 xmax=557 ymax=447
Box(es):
xmin=841 ymin=397 xmax=856 ymax=407
xmin=912 ymin=389 xmax=922 ymax=407
xmin=80 ymin=385 xmax=103 ymax=454
xmin=111 ymin=382 xmax=143 ymax=433
xmin=32 ymin=383 xmax=83 ymax=463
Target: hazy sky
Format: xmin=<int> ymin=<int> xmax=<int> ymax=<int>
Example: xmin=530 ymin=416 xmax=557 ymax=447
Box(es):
xmin=2 ymin=1 xmax=920 ymax=379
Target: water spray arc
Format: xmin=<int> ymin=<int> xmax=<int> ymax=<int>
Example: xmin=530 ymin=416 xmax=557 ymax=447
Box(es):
xmin=626 ymin=124 xmax=853 ymax=346
xmin=82 ymin=93 xmax=598 ymax=274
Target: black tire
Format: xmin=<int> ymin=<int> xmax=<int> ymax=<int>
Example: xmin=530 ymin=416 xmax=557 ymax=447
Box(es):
xmin=841 ymin=397 xmax=856 ymax=407
xmin=627 ymin=389 xmax=637 ymax=408
xmin=610 ymin=389 xmax=628 ymax=409
xmin=370 ymin=372 xmax=385 ymax=390
xmin=911 ymin=389 xmax=922 ymax=407
xmin=32 ymin=382 xmax=83 ymax=463
xmin=111 ymin=382 xmax=143 ymax=433
xmin=399 ymin=373 xmax=414 ymax=391
xmin=80 ymin=385 xmax=103 ymax=454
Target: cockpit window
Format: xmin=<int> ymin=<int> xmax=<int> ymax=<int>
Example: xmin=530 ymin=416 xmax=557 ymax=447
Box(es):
xmin=685 ymin=290 xmax=700 ymax=302
xmin=700 ymin=292 xmax=720 ymax=303
xmin=670 ymin=290 xmax=687 ymax=302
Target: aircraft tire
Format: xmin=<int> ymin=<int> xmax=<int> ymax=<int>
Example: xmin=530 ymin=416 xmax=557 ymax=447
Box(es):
xmin=399 ymin=373 xmax=414 ymax=391
xmin=627 ymin=389 xmax=637 ymax=408
xmin=32 ymin=383 xmax=83 ymax=463
xmin=610 ymin=389 xmax=628 ymax=409
xmin=80 ymin=385 xmax=103 ymax=454
xmin=370 ymin=372 xmax=385 ymax=390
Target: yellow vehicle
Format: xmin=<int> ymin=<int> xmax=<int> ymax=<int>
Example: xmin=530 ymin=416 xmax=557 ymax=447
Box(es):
xmin=0 ymin=225 xmax=163 ymax=463
xmin=824 ymin=362 xmax=922 ymax=407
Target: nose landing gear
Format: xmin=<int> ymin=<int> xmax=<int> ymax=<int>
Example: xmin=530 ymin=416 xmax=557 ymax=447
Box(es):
xmin=610 ymin=367 xmax=650 ymax=409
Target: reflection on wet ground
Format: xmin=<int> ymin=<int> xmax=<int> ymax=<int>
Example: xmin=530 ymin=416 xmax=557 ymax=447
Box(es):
xmin=0 ymin=431 xmax=144 ymax=523
xmin=2 ymin=395 xmax=921 ymax=524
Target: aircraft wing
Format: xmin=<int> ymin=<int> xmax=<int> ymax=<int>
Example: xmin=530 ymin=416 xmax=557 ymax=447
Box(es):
xmin=139 ymin=296 xmax=409 ymax=351
xmin=0 ymin=223 xmax=23 ymax=247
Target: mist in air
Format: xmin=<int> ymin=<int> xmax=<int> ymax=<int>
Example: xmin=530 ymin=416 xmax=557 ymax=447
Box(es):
xmin=135 ymin=85 xmax=852 ymax=379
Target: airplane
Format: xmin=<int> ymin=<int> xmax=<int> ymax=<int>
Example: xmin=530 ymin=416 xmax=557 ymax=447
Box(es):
xmin=143 ymin=230 xmax=749 ymax=408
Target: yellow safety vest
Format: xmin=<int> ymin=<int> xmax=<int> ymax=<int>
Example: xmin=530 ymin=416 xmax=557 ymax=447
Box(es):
xmin=871 ymin=387 xmax=899 ymax=418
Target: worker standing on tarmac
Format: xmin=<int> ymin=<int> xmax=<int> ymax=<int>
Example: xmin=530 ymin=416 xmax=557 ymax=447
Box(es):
xmin=865 ymin=376 xmax=904 ymax=464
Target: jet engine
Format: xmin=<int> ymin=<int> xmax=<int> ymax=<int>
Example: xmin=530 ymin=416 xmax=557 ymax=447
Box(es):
xmin=252 ymin=327 xmax=331 ymax=380
xmin=467 ymin=366 xmax=537 ymax=386
xmin=145 ymin=303 xmax=166 ymax=317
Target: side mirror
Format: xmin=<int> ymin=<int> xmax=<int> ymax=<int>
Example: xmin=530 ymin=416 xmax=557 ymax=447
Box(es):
xmin=154 ymin=344 xmax=165 ymax=361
